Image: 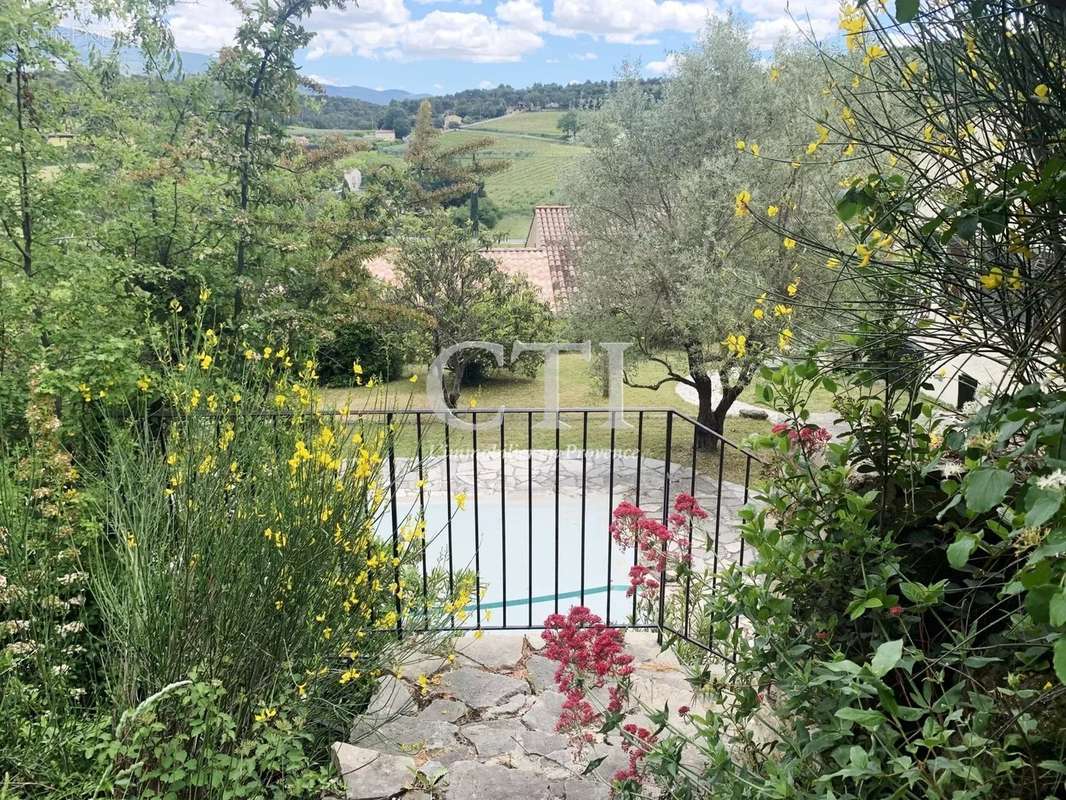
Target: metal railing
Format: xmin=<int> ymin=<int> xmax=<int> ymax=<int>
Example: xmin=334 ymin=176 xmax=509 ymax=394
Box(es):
xmin=351 ymin=407 xmax=762 ymax=658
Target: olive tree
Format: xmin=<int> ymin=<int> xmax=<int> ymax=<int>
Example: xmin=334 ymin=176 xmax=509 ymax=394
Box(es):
xmin=567 ymin=19 xmax=834 ymax=446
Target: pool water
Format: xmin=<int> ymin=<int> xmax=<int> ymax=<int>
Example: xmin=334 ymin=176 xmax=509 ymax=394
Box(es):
xmin=383 ymin=492 xmax=649 ymax=628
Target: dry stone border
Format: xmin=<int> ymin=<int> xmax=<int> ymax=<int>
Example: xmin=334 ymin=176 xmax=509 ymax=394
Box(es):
xmin=333 ymin=631 xmax=714 ymax=799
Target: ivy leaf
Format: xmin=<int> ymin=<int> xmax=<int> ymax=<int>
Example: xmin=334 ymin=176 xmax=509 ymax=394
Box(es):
xmin=1055 ymin=638 xmax=1066 ymax=685
xmin=947 ymin=535 xmax=977 ymax=569
xmin=582 ymin=756 xmax=607 ymax=776
xmin=895 ymin=0 xmax=919 ymax=22
xmin=870 ymin=639 xmax=903 ymax=677
xmin=836 ymin=707 xmax=886 ymax=729
xmin=963 ymin=468 xmax=1013 ymax=514
xmin=1050 ymin=591 xmax=1066 ymax=628
xmin=1025 ymin=486 xmax=1063 ymax=528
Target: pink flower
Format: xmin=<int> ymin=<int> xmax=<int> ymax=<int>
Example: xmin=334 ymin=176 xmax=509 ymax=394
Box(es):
xmin=678 ymin=705 xmax=690 ymax=717
xmin=889 ymin=605 xmax=904 ymax=617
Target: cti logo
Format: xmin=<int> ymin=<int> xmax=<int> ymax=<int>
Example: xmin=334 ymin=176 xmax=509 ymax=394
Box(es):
xmin=426 ymin=342 xmax=634 ymax=431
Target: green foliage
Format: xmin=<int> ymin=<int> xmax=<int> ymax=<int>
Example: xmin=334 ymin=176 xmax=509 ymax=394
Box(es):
xmin=567 ymin=19 xmax=837 ymax=441
xmin=87 ymin=678 xmax=338 ymax=799
xmin=316 ymin=320 xmax=407 ymax=386
xmin=604 ymin=363 xmax=1066 ymax=799
xmin=390 ymin=210 xmax=554 ymax=406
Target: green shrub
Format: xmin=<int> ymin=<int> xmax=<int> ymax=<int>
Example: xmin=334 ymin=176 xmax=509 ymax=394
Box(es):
xmin=578 ymin=362 xmax=1066 ymax=799
xmin=90 ymin=333 xmax=456 ymax=741
xmin=316 ymin=320 xmax=406 ymax=387
xmin=87 ymin=677 xmax=338 ymax=799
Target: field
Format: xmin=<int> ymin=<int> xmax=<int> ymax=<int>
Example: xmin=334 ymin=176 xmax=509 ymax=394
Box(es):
xmin=340 ymin=127 xmax=587 ymax=241
xmin=465 ymin=111 xmax=576 ymax=139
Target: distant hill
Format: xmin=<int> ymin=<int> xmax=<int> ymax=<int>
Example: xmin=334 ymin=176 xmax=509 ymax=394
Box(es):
xmin=321 ymin=85 xmax=424 ymax=105
xmin=60 ymin=28 xmax=416 ymax=106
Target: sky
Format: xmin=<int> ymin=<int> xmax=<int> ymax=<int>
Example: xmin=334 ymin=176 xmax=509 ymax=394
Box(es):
xmin=154 ymin=0 xmax=841 ymax=93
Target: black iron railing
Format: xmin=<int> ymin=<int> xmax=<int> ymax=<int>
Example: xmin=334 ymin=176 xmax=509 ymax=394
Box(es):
xmin=345 ymin=407 xmax=762 ymax=658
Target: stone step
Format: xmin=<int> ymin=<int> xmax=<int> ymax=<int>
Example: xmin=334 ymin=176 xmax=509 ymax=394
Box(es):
xmin=333 ymin=631 xmax=709 ymax=799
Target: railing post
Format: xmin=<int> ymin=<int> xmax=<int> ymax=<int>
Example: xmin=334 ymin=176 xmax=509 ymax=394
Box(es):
xmin=387 ymin=412 xmax=402 ymax=639
xmin=657 ymin=411 xmax=673 ymax=644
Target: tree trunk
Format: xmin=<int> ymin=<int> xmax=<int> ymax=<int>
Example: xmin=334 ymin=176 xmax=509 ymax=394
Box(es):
xmin=693 ymin=374 xmax=721 ymax=451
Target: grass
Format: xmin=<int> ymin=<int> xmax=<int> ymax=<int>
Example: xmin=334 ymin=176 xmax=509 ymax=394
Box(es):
xmin=318 ymin=353 xmax=834 ymax=486
xmin=465 ymin=111 xmax=574 ymax=140
xmin=287 ymin=126 xmax=373 ymax=139
xmin=335 ymin=129 xmax=587 ymax=242
xmin=442 ymin=130 xmax=586 ymax=241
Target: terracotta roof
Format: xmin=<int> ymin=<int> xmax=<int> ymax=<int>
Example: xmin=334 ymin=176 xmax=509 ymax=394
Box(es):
xmin=526 ymin=206 xmax=577 ymax=304
xmin=486 ymin=249 xmax=555 ymax=306
xmin=366 ymin=248 xmax=557 ymax=309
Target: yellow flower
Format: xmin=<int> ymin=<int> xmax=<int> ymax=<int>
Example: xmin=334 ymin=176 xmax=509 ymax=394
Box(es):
xmin=244 ymin=348 xmax=256 ymax=360
xmin=826 ymin=257 xmax=841 ymax=269
xmin=734 ymin=190 xmax=751 ymax=217
xmin=409 ymin=374 xmax=418 ymax=383
xmin=783 ymin=237 xmax=797 ymax=250
xmin=474 ymin=629 xmax=485 ymax=640
xmin=469 ymin=397 xmax=478 ymax=409
xmin=862 ymin=44 xmax=887 ymax=66
xmin=136 ymin=376 xmax=151 ymax=393
xmin=455 ymin=492 xmax=467 ymax=511
xmin=1009 ymin=268 xmax=1022 ymax=291
xmin=79 ymin=383 xmax=93 ymax=402
xmin=735 ymin=139 xmax=746 ymax=151
xmin=232 ymin=393 xmax=242 ymax=404
xmin=979 ymin=267 xmax=1004 ymax=290
xmin=263 ymin=346 xmax=273 ymax=359
xmin=199 ymin=287 xmax=212 ymax=302
xmin=773 ymin=304 xmax=793 ymax=317
xmin=723 ymin=333 xmax=747 ymax=358
xmin=339 ymin=668 xmax=361 ymax=685
xmin=366 ymin=378 xmax=376 ymax=389
xmin=856 ymin=243 xmax=873 ymax=268
xmin=254 ymin=707 xmax=277 ymax=724
xmin=787 ymin=280 xmax=799 ymax=297
xmin=1034 ymin=84 xmax=1050 ymax=103
xmin=767 ymin=205 xmax=779 ymax=218
xmin=352 ymin=362 xmax=363 ymax=376
xmin=769 ymin=65 xmax=780 ymax=81
xmin=322 ymin=627 xmax=333 ymax=640
xmin=778 ymin=328 xmax=794 ymax=352
xmin=806 ymin=141 xmax=819 ymax=156
xmin=750 ymin=143 xmax=761 ymax=157
xmin=274 ymin=394 xmax=287 ymax=408
xmin=753 ymin=307 xmax=765 ymax=321
xmin=198 ymin=353 xmax=213 ymax=370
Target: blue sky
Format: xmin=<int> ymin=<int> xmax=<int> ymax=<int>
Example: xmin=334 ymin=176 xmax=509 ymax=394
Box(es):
xmin=158 ymin=0 xmax=839 ymax=93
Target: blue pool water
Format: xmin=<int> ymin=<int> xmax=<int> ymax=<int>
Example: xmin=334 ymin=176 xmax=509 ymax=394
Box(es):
xmin=384 ymin=493 xmax=648 ymax=628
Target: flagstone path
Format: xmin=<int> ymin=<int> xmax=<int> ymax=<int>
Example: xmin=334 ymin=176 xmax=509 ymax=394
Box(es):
xmin=331 ymin=631 xmax=712 ymax=800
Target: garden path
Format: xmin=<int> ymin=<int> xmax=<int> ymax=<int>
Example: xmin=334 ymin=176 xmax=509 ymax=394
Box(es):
xmin=331 ymin=631 xmax=712 ymax=800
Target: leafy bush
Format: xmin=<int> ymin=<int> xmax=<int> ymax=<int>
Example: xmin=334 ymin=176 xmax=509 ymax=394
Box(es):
xmin=316 ymin=319 xmax=406 ymax=386
xmin=550 ymin=363 xmax=1066 ymax=799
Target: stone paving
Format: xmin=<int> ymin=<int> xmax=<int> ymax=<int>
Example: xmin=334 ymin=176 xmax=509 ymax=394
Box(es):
xmin=332 ymin=631 xmax=712 ymax=800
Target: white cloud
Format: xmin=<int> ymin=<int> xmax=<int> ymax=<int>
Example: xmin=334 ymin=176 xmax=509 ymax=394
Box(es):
xmin=303 ymin=5 xmax=543 ymax=63
xmin=748 ymin=14 xmax=836 ymax=47
xmin=551 ymin=0 xmax=718 ymax=43
xmin=479 ymin=79 xmax=495 ymax=88
xmin=573 ymin=51 xmax=598 ymax=60
xmin=496 ymin=0 xmax=550 ymax=32
xmin=646 ymin=52 xmax=681 ymax=75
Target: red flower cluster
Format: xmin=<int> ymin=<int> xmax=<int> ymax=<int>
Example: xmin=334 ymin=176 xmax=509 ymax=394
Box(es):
xmin=541 ymin=607 xmax=635 ymax=742
xmin=610 ymin=494 xmax=705 ymax=599
xmin=614 ymin=723 xmax=658 ymax=785
xmin=771 ymin=422 xmax=832 ymax=453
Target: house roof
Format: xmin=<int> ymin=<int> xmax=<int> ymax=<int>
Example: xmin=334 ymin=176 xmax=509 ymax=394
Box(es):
xmin=366 ymin=248 xmax=557 ymax=309
xmin=365 ymin=205 xmax=576 ymax=312
xmin=526 ymin=206 xmax=577 ymax=304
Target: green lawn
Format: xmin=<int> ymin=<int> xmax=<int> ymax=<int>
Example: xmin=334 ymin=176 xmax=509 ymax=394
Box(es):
xmin=442 ymin=130 xmax=586 ymax=241
xmin=337 ymin=129 xmax=586 ymax=242
xmin=319 ymin=354 xmax=833 ymax=485
xmin=465 ymin=111 xmax=575 ymax=140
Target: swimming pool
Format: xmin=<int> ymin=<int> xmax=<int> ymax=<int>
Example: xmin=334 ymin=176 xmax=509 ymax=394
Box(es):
xmin=388 ymin=491 xmax=645 ymax=629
